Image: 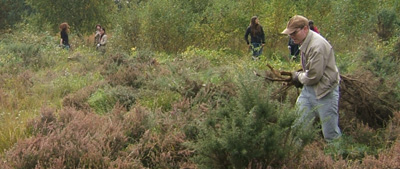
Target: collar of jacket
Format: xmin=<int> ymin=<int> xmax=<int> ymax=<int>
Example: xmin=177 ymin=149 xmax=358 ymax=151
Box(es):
xmin=298 ymin=30 xmax=314 ymax=53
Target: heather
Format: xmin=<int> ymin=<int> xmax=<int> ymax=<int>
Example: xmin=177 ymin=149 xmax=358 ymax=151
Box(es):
xmin=1 ymin=0 xmax=400 ymax=168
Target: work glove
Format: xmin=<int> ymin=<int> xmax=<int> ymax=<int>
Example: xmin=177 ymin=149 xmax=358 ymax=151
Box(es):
xmin=97 ymin=44 xmax=101 ymax=47
xmin=288 ymin=46 xmax=291 ymax=49
xmin=291 ymin=72 xmax=303 ymax=88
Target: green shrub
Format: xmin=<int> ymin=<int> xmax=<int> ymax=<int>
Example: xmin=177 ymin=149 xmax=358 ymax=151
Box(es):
xmin=50 ymin=74 xmax=90 ymax=99
xmin=375 ymin=8 xmax=398 ymax=41
xmin=0 ymin=0 xmax=29 ymax=30
xmin=181 ymin=47 xmax=234 ymax=67
xmin=88 ymin=88 xmax=116 ymax=114
xmin=25 ymin=0 xmax=115 ymax=34
xmin=336 ymin=52 xmax=358 ymax=74
xmin=0 ymin=42 xmax=41 ymax=73
xmin=102 ymin=53 xmax=149 ymax=89
xmin=139 ymin=0 xmax=200 ymax=53
xmin=187 ymin=72 xmax=316 ymax=168
xmin=139 ymin=90 xmax=182 ymax=111
xmin=357 ymin=43 xmax=398 ymax=77
xmin=369 ymin=54 xmax=398 ymax=77
xmin=324 ymin=134 xmax=380 ymax=160
xmin=88 ymin=85 xmax=137 ymax=114
xmin=62 ymin=81 xmax=106 ymax=111
xmin=108 ymin=85 xmax=137 ymax=111
xmin=108 ymin=3 xmax=141 ymax=52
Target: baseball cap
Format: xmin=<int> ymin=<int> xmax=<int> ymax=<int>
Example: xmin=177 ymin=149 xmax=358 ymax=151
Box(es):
xmin=281 ymin=15 xmax=309 ymax=34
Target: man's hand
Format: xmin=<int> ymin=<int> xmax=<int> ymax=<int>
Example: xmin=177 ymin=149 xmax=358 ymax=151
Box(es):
xmin=291 ymin=72 xmax=303 ymax=88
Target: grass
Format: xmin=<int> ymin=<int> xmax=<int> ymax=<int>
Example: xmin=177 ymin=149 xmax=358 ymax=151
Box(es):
xmin=0 ymin=109 xmax=38 ymax=153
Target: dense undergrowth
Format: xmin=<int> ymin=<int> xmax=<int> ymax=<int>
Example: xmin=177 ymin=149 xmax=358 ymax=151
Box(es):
xmin=1 ymin=0 xmax=400 ymax=168
xmin=1 ymin=28 xmax=400 ymax=168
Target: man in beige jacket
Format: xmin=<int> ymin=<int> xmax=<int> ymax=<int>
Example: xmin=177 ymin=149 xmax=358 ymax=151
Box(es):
xmin=282 ymin=15 xmax=341 ymax=141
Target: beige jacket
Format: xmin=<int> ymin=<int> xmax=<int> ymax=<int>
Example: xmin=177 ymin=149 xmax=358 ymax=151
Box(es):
xmin=99 ymin=34 xmax=107 ymax=46
xmin=298 ymin=30 xmax=340 ymax=99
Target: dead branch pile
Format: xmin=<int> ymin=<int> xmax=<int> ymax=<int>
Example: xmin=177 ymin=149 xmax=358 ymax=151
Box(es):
xmin=255 ymin=65 xmax=395 ymax=128
xmin=253 ymin=64 xmax=298 ymax=101
xmin=340 ymin=72 xmax=395 ymax=128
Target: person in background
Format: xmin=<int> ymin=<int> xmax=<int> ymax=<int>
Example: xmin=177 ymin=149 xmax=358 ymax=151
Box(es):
xmin=309 ymin=20 xmax=320 ymax=34
xmin=94 ymin=24 xmax=102 ymax=46
xmin=288 ymin=37 xmax=299 ymax=60
xmin=244 ymin=16 xmax=265 ymax=60
xmin=281 ymin=15 xmax=341 ymax=142
xmin=96 ymin=28 xmax=107 ymax=54
xmin=59 ymin=22 xmax=70 ymax=50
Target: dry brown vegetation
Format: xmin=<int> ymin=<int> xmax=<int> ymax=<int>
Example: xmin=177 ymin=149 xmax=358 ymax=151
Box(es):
xmin=0 ymin=105 xmax=196 ymax=168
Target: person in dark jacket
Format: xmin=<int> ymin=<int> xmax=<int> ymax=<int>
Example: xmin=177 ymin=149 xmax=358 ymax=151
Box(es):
xmin=59 ymin=22 xmax=70 ymax=50
xmin=288 ymin=37 xmax=300 ymax=60
xmin=244 ymin=16 xmax=265 ymax=59
xmin=60 ymin=22 xmax=71 ymax=50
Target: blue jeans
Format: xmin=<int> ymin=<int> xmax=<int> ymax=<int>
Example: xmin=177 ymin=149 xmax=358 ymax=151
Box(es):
xmin=251 ymin=43 xmax=263 ymax=57
xmin=62 ymin=44 xmax=70 ymax=50
xmin=296 ymin=85 xmax=341 ymax=141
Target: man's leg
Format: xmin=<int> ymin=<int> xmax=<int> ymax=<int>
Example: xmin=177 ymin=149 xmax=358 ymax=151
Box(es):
xmin=317 ymin=86 xmax=342 ymax=141
xmin=296 ymin=86 xmax=317 ymax=130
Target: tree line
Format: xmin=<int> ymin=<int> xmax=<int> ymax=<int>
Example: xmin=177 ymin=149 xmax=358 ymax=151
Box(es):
xmin=1 ymin=0 xmax=399 ymax=54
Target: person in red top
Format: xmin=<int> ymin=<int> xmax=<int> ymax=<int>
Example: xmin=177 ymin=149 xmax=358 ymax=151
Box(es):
xmin=309 ymin=20 xmax=320 ymax=34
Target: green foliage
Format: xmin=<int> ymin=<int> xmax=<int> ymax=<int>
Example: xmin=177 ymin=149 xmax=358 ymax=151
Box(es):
xmin=0 ymin=109 xmax=38 ymax=154
xmin=139 ymin=90 xmax=182 ymax=111
xmin=109 ymin=85 xmax=137 ymax=110
xmin=0 ymin=0 xmax=29 ymax=30
xmin=335 ymin=0 xmax=377 ymax=35
xmin=106 ymin=0 xmax=397 ymax=54
xmin=50 ymin=73 xmax=92 ymax=99
xmin=139 ymin=0 xmax=200 ymax=52
xmin=3 ymin=42 xmax=41 ymax=68
xmin=88 ymin=85 xmax=137 ymax=114
xmin=2 ymin=0 xmax=400 ymax=168
xmin=0 ymin=24 xmax=66 ymax=73
xmin=25 ymin=0 xmax=115 ymax=34
xmin=358 ymin=42 xmax=399 ymax=78
xmin=181 ymin=47 xmax=235 ymax=67
xmin=263 ymin=0 xmax=297 ymax=50
xmin=336 ymin=52 xmax=358 ymax=74
xmin=110 ymin=0 xmax=267 ymax=53
xmin=369 ymin=54 xmax=398 ymax=77
xmin=88 ymin=88 xmax=116 ymax=114
xmin=109 ymin=4 xmax=141 ymax=52
xmin=188 ymin=72 xmax=316 ymax=168
xmin=316 ymin=0 xmax=377 ymax=51
xmin=197 ymin=0 xmax=250 ymax=51
xmin=375 ymin=8 xmax=398 ymax=41
xmin=324 ymin=133 xmax=384 ymax=161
